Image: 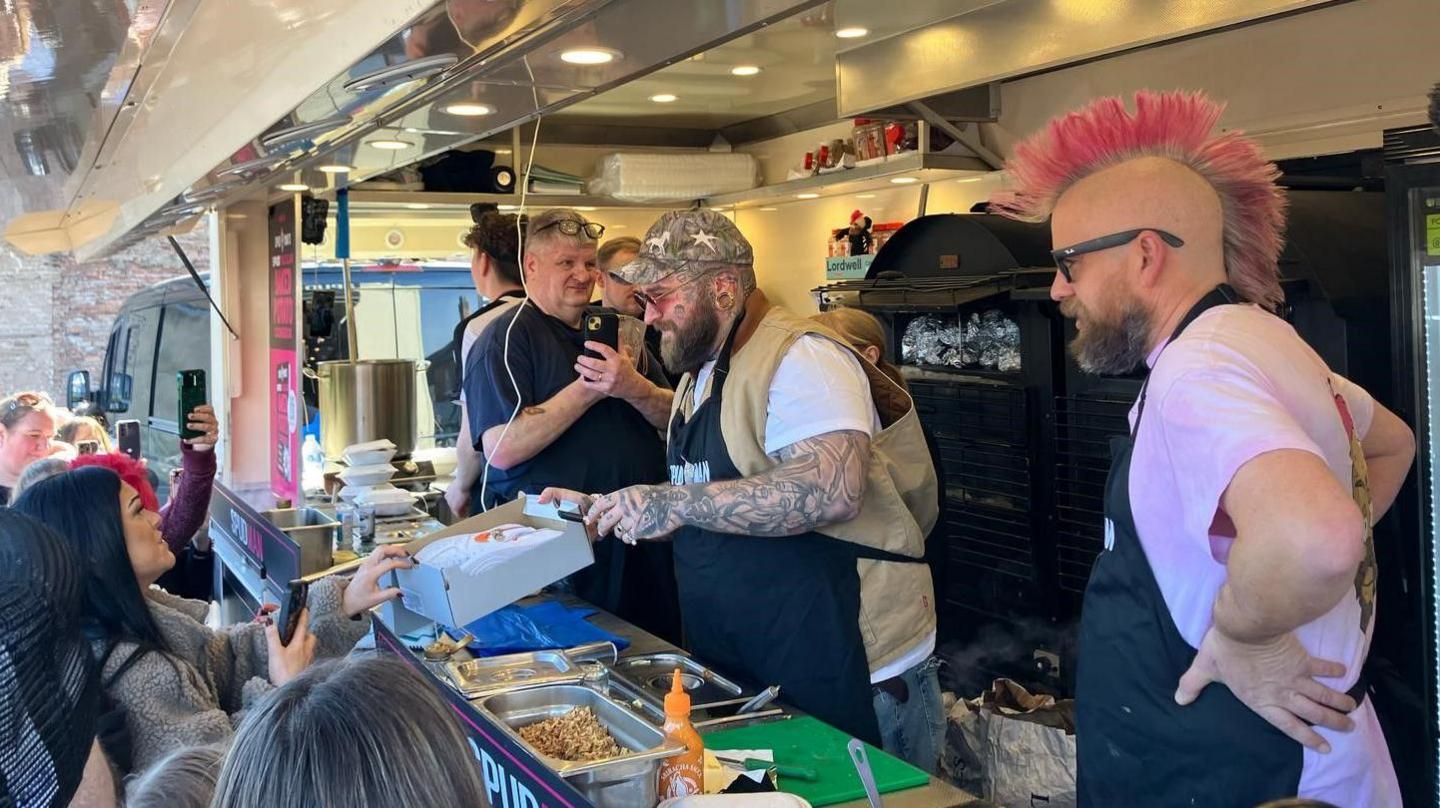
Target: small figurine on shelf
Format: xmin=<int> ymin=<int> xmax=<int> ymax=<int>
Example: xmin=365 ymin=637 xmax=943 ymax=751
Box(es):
xmin=837 ymin=209 xmax=873 ymax=257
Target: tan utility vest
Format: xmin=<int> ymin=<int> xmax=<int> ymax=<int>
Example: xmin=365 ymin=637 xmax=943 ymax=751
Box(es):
xmin=672 ymin=293 xmax=940 ymax=672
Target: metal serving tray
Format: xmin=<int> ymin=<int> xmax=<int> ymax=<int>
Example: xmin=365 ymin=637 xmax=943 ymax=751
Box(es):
xmin=445 ymin=650 xmax=582 ymax=698
xmin=611 ymin=653 xmax=747 ymax=708
xmin=474 ymin=684 xmax=682 ymax=808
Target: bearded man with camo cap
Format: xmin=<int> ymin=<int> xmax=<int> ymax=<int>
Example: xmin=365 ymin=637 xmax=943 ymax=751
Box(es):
xmin=541 ymin=209 xmax=943 ymax=767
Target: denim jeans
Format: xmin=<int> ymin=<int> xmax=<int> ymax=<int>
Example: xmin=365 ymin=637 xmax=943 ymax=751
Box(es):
xmin=872 ymin=655 xmax=945 ymax=775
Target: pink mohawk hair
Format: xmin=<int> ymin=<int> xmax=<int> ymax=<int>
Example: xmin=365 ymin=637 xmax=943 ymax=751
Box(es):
xmin=989 ymin=90 xmax=1287 ymax=310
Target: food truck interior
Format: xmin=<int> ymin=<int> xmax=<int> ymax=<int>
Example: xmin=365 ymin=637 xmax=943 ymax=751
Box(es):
xmin=3 ymin=0 xmax=1440 ymax=804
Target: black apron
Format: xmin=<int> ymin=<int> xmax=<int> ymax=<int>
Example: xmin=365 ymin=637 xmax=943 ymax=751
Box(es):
xmin=666 ymin=314 xmax=923 ymax=746
xmin=1077 ymin=285 xmax=1369 ymax=806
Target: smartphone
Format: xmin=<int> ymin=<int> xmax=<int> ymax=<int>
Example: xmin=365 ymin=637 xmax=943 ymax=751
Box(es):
xmin=277 ymin=580 xmax=310 ymax=646
xmin=177 ymin=369 xmax=207 ymax=440
xmin=582 ymin=310 xmax=619 ymax=362
xmin=77 ymin=440 xmax=99 ymax=455
xmin=116 ymin=420 xmax=141 ymax=460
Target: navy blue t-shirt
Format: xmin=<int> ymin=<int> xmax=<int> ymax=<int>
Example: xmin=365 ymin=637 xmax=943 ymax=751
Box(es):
xmin=465 ymin=302 xmax=669 ymax=508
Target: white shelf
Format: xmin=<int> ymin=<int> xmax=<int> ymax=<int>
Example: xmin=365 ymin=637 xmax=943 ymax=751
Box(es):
xmin=341 ymin=189 xmax=675 ymax=211
xmin=703 ymin=152 xmax=992 ymax=209
xmin=338 ymin=151 xmax=993 ymax=215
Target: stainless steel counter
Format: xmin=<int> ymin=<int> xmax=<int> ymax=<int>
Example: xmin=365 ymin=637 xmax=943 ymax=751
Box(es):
xmin=431 ymin=593 xmax=981 ymax=808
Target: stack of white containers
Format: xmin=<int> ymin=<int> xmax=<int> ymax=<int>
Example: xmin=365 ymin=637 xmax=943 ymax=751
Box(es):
xmin=335 ymin=439 xmax=417 ymax=517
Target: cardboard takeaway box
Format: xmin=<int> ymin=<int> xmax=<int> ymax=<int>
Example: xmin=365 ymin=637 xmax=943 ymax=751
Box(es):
xmin=387 ymin=494 xmax=594 ymax=628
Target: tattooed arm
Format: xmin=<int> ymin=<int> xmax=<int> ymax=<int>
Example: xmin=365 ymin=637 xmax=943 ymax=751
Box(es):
xmin=589 ymin=430 xmax=870 ymax=539
xmin=482 ymin=380 xmax=604 ymax=470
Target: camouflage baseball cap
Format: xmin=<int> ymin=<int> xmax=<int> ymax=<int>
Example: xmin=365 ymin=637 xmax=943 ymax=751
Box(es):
xmin=610 ymin=209 xmax=754 ymax=286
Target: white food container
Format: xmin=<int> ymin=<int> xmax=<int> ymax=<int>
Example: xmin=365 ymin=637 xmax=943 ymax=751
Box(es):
xmin=356 ymin=487 xmax=417 ymax=517
xmin=337 ymin=463 xmax=397 ymax=487
xmin=659 ymin=796 xmax=812 ymax=807
xmin=386 ymin=494 xmax=592 ymax=627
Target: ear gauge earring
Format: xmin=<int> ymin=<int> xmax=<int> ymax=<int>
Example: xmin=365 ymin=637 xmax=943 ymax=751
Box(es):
xmin=717 ymin=292 xmax=735 ymax=310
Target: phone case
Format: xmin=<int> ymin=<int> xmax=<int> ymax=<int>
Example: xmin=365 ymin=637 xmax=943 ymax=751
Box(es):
xmin=278 ymin=581 xmax=309 ymax=646
xmin=116 ymin=421 xmax=140 ymax=460
xmin=178 ymin=369 xmax=207 ymax=440
xmin=583 ymin=311 xmax=619 ymax=361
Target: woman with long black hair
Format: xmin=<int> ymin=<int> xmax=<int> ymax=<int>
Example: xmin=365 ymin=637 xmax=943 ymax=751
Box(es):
xmin=11 ymin=467 xmax=412 ymax=773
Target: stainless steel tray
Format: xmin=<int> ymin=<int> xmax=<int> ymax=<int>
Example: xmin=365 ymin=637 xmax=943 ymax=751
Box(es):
xmin=469 ymin=679 xmax=676 ymax=783
xmin=446 ymin=650 xmax=583 ymax=697
xmin=611 ymin=652 xmax=746 ymax=708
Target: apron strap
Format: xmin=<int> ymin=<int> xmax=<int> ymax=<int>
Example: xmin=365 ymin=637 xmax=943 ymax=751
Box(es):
xmin=1132 ymin=283 xmax=1240 ymax=435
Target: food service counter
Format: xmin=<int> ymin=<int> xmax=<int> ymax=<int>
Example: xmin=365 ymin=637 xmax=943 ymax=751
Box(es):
xmin=210 ymin=479 xmax=978 ymax=808
xmin=374 ymin=596 xmax=980 ymax=808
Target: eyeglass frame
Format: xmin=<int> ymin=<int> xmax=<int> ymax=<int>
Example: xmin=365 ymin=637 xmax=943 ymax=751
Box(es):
xmin=631 ymin=271 xmax=707 ymax=313
xmin=533 ymin=217 xmax=606 ymax=241
xmin=1051 ymin=228 xmax=1185 ymax=283
xmin=0 ymin=392 xmax=53 ymax=428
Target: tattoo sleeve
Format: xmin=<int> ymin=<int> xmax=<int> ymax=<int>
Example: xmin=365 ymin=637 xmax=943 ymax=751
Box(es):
xmin=636 ymin=430 xmax=870 ymax=537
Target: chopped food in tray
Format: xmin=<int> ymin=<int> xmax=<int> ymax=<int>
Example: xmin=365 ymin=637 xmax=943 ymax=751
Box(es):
xmin=414 ymin=524 xmax=564 ymax=575
xmin=517 ymin=706 xmax=624 ymax=762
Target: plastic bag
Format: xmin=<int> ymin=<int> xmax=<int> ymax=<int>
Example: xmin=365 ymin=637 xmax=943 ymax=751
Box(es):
xmin=944 ymin=679 xmax=1076 ymax=808
xmin=450 ymin=601 xmax=632 ymax=657
xmin=588 ymin=152 xmax=759 ymax=202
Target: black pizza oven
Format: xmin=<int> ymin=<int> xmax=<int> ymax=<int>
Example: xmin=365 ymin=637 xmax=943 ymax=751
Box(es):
xmin=815 ymin=190 xmax=1390 ymax=697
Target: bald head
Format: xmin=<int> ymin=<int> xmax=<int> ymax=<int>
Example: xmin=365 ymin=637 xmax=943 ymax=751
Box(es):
xmin=1053 ymin=156 xmax=1226 ymax=282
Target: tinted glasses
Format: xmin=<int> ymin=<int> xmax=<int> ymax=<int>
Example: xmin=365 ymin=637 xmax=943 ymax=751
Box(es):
xmin=1051 ymin=228 xmax=1185 ymax=283
xmin=533 ymin=218 xmax=606 ymax=240
xmin=632 ymin=273 xmax=704 ymax=312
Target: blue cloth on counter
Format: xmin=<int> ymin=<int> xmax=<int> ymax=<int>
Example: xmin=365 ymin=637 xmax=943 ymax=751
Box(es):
xmin=449 ymin=601 xmax=630 ymax=656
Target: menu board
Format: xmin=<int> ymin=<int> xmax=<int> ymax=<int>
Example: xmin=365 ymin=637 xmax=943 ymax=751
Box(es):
xmin=268 ymin=199 xmax=301 ymax=504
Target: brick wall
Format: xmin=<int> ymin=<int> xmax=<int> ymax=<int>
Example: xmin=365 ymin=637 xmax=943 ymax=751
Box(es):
xmin=0 ymin=226 xmax=210 ymax=401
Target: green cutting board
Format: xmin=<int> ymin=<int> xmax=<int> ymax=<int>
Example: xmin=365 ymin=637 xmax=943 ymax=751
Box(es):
xmin=702 ymin=716 xmax=931 ymax=807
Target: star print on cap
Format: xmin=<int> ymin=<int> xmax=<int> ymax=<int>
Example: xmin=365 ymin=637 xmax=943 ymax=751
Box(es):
xmin=611 ymin=209 xmax=754 ymax=286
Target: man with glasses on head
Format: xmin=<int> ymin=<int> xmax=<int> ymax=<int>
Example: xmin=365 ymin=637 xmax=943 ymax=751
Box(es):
xmin=989 ymin=91 xmax=1414 ymax=806
xmin=542 ymin=209 xmax=943 ymax=768
xmin=465 ymin=208 xmax=680 ymax=641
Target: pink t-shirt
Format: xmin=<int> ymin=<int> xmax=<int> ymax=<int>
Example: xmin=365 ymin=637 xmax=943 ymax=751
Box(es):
xmin=1129 ymin=303 xmax=1398 ymax=806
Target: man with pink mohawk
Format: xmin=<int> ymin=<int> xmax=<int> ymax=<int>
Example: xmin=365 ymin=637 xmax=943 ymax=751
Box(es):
xmin=992 ymin=90 xmax=1414 ymax=806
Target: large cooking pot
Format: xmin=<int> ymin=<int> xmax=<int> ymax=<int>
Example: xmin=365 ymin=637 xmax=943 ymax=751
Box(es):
xmin=316 ymin=359 xmax=417 ymax=460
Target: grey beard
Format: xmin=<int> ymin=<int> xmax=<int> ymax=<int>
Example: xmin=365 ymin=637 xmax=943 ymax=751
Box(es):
xmin=660 ymin=292 xmax=723 ymax=375
xmin=1069 ymin=303 xmax=1153 ymax=376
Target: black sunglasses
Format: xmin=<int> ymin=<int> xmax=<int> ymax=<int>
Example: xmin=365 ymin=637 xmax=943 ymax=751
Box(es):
xmin=1051 ymin=228 xmax=1185 ymax=282
xmin=534 ymin=218 xmax=605 ymax=240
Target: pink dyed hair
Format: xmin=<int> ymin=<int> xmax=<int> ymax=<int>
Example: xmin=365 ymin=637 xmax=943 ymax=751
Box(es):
xmin=989 ymin=90 xmax=1287 ymax=310
xmin=70 ymin=451 xmax=160 ymax=512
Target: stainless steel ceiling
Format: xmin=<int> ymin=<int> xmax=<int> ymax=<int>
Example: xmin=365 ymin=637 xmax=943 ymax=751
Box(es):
xmin=1 ymin=0 xmax=825 ymax=259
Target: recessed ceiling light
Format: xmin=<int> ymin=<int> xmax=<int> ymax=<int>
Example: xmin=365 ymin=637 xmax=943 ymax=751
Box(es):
xmin=758 ymin=207 xmax=778 ymax=211
xmin=856 ymin=194 xmax=877 ymax=199
xmin=368 ymin=138 xmax=414 ymax=150
xmin=574 ymin=206 xmax=597 ymax=211
xmin=610 ymin=224 xmax=628 ymax=229
xmin=443 ymin=102 xmax=494 ymax=117
xmin=796 ymin=193 xmax=820 ymax=200
xmin=405 ymin=203 xmax=432 ymax=210
xmin=890 ymin=176 xmax=918 ymax=184
xmin=278 ymin=183 xmax=309 ymax=192
xmin=836 ymin=27 xmax=869 ymax=39
xmin=498 ymin=204 xmax=520 ymax=211
xmin=317 ymin=164 xmax=352 ymax=174
xmin=561 ymin=48 xmax=620 ymax=65
xmin=649 ymin=94 xmax=678 ymax=103
xmin=494 ymin=148 xmax=512 ymax=155
xmin=731 ymin=65 xmax=762 ymax=76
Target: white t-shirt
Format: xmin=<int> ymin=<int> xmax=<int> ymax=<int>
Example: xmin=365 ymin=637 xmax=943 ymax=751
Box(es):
xmin=692 ymin=335 xmax=933 ymax=681
xmin=1130 ymin=304 xmax=1397 ymax=806
xmin=459 ymin=297 xmax=525 ymax=404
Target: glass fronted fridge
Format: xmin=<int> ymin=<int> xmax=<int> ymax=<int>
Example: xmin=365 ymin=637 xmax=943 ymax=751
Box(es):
xmin=1385 ymin=123 xmax=1440 ymax=805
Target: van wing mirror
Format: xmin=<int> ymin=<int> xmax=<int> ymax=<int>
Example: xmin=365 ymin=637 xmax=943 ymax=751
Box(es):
xmin=108 ymin=373 xmax=133 ymax=412
xmin=66 ymin=370 xmax=91 ymax=410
